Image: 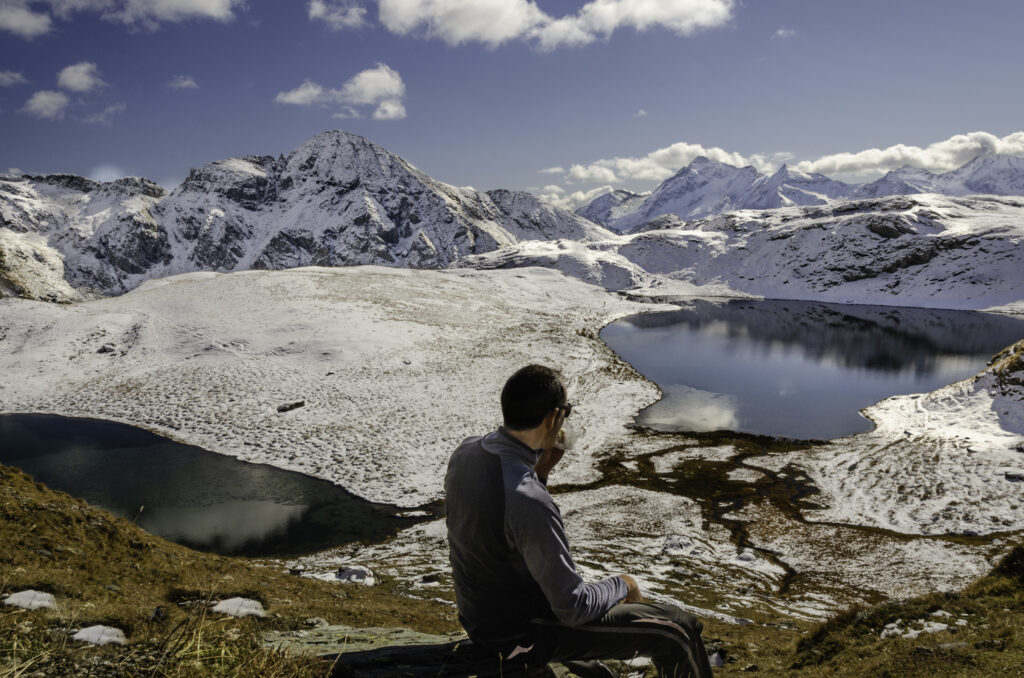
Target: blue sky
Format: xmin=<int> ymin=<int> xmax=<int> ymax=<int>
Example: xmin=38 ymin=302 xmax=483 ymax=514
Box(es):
xmin=2 ymin=0 xmax=1023 ymax=208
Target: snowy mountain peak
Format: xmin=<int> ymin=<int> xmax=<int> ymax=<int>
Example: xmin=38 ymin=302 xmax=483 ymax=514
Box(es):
xmin=0 ymin=130 xmax=608 ymax=300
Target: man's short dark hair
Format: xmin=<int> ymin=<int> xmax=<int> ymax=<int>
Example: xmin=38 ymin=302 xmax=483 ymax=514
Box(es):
xmin=501 ymin=365 xmax=566 ymax=431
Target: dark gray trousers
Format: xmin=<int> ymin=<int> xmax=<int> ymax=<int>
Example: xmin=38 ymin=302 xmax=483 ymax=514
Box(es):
xmin=520 ymin=602 xmax=714 ymax=677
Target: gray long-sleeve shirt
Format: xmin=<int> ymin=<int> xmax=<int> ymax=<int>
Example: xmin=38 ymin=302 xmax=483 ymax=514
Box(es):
xmin=444 ymin=428 xmax=627 ymax=647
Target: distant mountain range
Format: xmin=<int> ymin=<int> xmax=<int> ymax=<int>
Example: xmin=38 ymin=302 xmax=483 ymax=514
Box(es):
xmin=1 ymin=130 xmax=1023 ymax=311
xmin=579 ymin=154 xmax=1024 ymax=233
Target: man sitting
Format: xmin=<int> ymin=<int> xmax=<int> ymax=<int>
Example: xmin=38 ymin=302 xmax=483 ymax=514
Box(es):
xmin=445 ymin=364 xmax=714 ymax=676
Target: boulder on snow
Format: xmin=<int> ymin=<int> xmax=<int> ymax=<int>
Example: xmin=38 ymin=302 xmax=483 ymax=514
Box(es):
xmin=277 ymin=400 xmax=305 ymax=413
xmin=336 ymin=565 xmax=375 ymax=586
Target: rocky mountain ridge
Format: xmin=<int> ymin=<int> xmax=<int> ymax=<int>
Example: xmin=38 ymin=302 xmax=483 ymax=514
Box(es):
xmin=585 ymin=153 xmax=1024 ymax=233
xmin=0 ymin=130 xmax=610 ymax=301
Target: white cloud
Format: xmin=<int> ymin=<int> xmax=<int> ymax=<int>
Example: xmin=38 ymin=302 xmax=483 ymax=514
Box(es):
xmin=378 ymin=0 xmax=734 ymax=50
xmin=373 ymin=99 xmax=406 ymax=120
xmin=308 ymin=0 xmax=367 ymax=30
xmin=772 ymin=27 xmax=795 ymax=39
xmin=540 ymin=130 xmax=1024 ymax=204
xmin=338 ymin=63 xmax=405 ymax=105
xmin=0 ymin=3 xmax=51 ymax=38
xmin=539 ymin=166 xmax=565 ymax=175
xmin=564 ymin=141 xmax=773 ymax=185
xmin=0 ymin=70 xmax=29 ymax=86
xmin=167 ymin=74 xmax=199 ymax=89
xmin=0 ymin=0 xmax=244 ymax=38
xmin=568 ymin=164 xmax=620 ymax=184
xmin=275 ymin=64 xmax=407 ymax=120
xmin=275 ymin=79 xmax=326 ymax=105
xmin=21 ymin=90 xmax=70 ymax=119
xmin=58 ymin=62 xmax=106 ymax=92
xmin=89 ymin=163 xmax=127 ymax=182
xmin=539 ymin=184 xmax=617 ymax=210
xmin=82 ymin=102 xmax=126 ymax=125
xmin=794 ymin=131 xmax=1024 ymax=176
xmin=633 ymin=109 xmax=647 ymax=118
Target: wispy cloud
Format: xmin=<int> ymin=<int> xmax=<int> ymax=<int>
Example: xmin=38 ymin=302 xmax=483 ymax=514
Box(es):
xmin=21 ymin=90 xmax=70 ymax=119
xmin=539 ymin=166 xmax=565 ymax=175
xmin=308 ymin=0 xmax=367 ymax=30
xmin=633 ymin=109 xmax=647 ymax=118
xmin=82 ymin=102 xmax=126 ymax=125
xmin=58 ymin=62 xmax=106 ymax=92
xmin=0 ymin=0 xmax=245 ymax=38
xmin=378 ymin=0 xmax=735 ymax=50
xmin=772 ymin=27 xmax=796 ymax=39
xmin=0 ymin=70 xmax=29 ymax=86
xmin=167 ymin=74 xmax=199 ymax=90
xmin=276 ymin=63 xmax=406 ymax=120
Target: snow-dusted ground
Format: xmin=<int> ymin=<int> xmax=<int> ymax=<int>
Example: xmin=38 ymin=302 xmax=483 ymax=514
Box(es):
xmin=769 ymin=339 xmax=1024 ymax=536
xmin=3 ymin=264 xmax=1023 ymax=624
xmin=0 ymin=265 xmax=661 ymax=507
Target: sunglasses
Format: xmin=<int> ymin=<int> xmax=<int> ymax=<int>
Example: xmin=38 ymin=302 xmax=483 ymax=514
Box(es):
xmin=560 ymin=403 xmax=573 ymax=418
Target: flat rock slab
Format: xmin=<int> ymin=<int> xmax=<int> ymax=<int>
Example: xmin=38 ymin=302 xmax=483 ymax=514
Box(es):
xmin=3 ymin=590 xmax=56 ymax=610
xmin=265 ymin=625 xmax=567 ymax=678
xmin=266 ymin=625 xmax=465 ymax=656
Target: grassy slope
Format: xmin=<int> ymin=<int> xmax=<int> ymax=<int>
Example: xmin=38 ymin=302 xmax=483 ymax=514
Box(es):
xmin=2 ymin=462 xmax=1021 ymax=677
xmin=0 ymin=464 xmax=459 ymax=677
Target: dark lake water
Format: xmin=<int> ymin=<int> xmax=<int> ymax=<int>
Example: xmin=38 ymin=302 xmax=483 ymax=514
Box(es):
xmin=601 ymin=299 xmax=1024 ymax=440
xmin=0 ymin=414 xmax=433 ymax=557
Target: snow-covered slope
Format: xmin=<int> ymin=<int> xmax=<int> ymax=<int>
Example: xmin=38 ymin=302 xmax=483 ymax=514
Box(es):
xmin=857 ymin=155 xmax=1024 ymax=199
xmin=465 ymin=194 xmax=1024 ymax=311
xmin=574 ymin=188 xmax=646 ymax=226
xmin=782 ymin=338 xmax=1024 ymax=536
xmin=0 ymin=265 xmax=662 ymax=507
xmin=580 ymin=154 xmax=1024 ymax=234
xmin=0 ymin=131 xmax=613 ymax=300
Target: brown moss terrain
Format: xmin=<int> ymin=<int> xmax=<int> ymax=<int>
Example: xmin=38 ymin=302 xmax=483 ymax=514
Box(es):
xmin=2 ymin=461 xmax=1022 ymax=677
xmin=0 ymin=464 xmax=458 ymax=677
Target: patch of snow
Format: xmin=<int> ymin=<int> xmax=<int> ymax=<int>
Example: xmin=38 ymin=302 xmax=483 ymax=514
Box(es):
xmin=880 ymin=618 xmax=950 ymax=640
xmin=72 ymin=625 xmax=126 ymax=645
xmin=212 ymin=597 xmax=266 ymax=618
xmin=3 ymin=590 xmax=56 ymax=610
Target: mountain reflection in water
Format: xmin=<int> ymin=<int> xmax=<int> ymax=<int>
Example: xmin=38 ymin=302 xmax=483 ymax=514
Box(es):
xmin=0 ymin=414 xmax=430 ymax=557
xmin=601 ymin=299 xmax=1024 ymax=440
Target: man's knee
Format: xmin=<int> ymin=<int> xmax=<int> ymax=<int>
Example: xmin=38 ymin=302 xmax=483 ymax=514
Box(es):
xmin=630 ymin=602 xmax=703 ymax=640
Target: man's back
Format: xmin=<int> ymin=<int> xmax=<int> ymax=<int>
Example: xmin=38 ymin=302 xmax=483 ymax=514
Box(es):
xmin=445 ymin=429 xmax=625 ymax=649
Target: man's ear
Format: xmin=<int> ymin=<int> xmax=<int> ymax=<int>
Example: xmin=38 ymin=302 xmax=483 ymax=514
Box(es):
xmin=542 ymin=408 xmax=559 ymax=431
